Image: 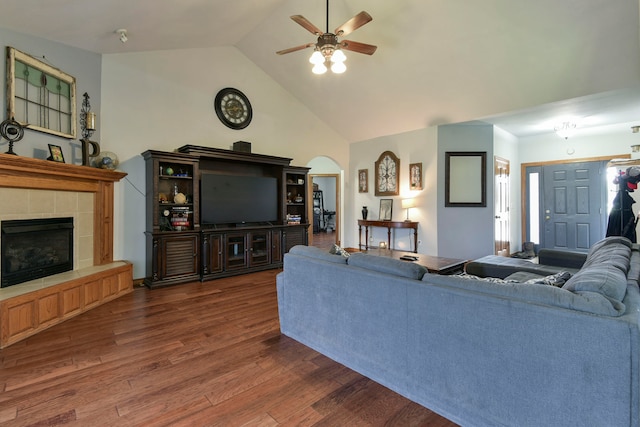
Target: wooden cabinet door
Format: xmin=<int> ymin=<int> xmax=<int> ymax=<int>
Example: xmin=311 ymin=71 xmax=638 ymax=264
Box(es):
xmin=248 ymin=231 xmax=270 ymax=267
xmin=271 ymin=229 xmax=283 ymax=263
xmin=202 ymin=233 xmax=223 ymax=275
xmin=158 ymin=234 xmax=200 ymax=281
xmin=283 ymin=225 xmax=308 ymax=253
xmin=225 ymin=233 xmax=248 ymax=270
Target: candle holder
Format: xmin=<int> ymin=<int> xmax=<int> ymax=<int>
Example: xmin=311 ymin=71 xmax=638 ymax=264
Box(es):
xmin=80 ymin=92 xmax=96 ymax=140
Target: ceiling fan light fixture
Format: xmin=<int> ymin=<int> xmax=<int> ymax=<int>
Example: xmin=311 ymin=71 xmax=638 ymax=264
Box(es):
xmin=277 ymin=2 xmax=376 ymax=75
xmin=312 ymin=62 xmax=328 ymax=74
xmin=330 ymin=49 xmax=346 ymax=63
xmin=331 ymin=61 xmax=346 ymax=74
xmin=309 ymin=50 xmax=324 ymax=64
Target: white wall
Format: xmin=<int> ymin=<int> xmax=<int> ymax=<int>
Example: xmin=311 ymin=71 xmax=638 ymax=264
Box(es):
xmin=437 ymin=123 xmax=495 ymax=260
xmin=348 ymin=127 xmax=438 ymax=254
xmin=0 ymin=28 xmax=102 ymax=162
xmin=100 ymin=46 xmax=349 ymax=279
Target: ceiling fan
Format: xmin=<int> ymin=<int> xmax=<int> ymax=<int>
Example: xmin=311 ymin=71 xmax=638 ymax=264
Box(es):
xmin=276 ymin=0 xmax=377 ymax=74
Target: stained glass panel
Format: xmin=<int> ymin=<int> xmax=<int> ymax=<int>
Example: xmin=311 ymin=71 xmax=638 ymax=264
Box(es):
xmin=6 ymin=47 xmax=76 ymax=139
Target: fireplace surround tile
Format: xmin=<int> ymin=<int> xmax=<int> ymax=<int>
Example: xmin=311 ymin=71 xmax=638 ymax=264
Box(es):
xmin=0 ymin=188 xmax=95 ymax=278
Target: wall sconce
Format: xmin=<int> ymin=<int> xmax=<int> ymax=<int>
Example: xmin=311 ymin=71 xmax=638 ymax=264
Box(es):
xmin=80 ymin=92 xmax=96 ymax=140
xmin=631 ymin=126 xmax=640 ymax=133
xmin=401 ymin=198 xmax=416 ymax=222
xmin=379 ymin=241 xmax=387 ymax=249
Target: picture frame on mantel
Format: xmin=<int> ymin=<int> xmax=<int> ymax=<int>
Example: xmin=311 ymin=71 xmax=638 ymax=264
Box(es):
xmin=47 ymin=144 xmax=65 ymax=163
xmin=445 ymin=151 xmax=486 ymax=207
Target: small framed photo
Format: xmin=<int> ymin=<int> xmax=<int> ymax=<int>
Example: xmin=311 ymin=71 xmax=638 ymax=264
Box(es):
xmin=410 ymin=162 xmax=423 ymax=190
xmin=358 ymin=169 xmax=368 ymax=193
xmin=47 ymin=144 xmax=65 ymax=163
xmin=379 ymin=199 xmax=393 ymax=221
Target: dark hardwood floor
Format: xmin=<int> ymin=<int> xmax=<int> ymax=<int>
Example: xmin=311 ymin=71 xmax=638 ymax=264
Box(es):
xmin=310 ymin=230 xmax=338 ymax=251
xmin=0 ymin=270 xmax=458 ymax=426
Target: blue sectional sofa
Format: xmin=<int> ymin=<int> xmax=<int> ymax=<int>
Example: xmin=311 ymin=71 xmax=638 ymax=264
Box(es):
xmin=276 ymin=237 xmax=640 ymax=426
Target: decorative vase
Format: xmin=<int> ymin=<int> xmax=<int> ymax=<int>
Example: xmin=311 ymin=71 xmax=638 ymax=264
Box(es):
xmin=362 ymin=206 xmax=368 ymax=220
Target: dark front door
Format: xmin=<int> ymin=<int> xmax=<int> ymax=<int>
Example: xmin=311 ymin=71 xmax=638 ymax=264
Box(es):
xmin=540 ymin=160 xmax=607 ymax=251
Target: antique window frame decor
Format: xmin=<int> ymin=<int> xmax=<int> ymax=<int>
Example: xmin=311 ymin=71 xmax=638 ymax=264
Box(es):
xmin=358 ymin=169 xmax=368 ymax=193
xmin=409 ymin=162 xmax=423 ymax=190
xmin=445 ymin=151 xmax=486 ymax=207
xmin=47 ymin=144 xmax=65 ymax=163
xmin=374 ymin=150 xmax=400 ymax=196
xmin=6 ymin=47 xmax=77 ymax=139
xmin=379 ymin=199 xmax=393 ymax=221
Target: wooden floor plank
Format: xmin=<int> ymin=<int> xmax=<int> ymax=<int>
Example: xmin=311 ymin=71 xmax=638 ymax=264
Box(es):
xmin=0 ymin=270 xmax=458 ymax=426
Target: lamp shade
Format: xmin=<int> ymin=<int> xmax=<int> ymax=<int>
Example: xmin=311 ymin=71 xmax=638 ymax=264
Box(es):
xmin=401 ymin=198 xmax=416 ymax=209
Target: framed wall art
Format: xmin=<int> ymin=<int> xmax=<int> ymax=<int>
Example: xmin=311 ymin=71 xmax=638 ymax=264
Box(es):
xmin=379 ymin=199 xmax=393 ymax=221
xmin=6 ymin=47 xmax=77 ymax=139
xmin=358 ymin=169 xmax=368 ymax=193
xmin=374 ymin=151 xmax=400 ymax=196
xmin=445 ymin=151 xmax=486 ymax=207
xmin=409 ymin=162 xmax=423 ymax=190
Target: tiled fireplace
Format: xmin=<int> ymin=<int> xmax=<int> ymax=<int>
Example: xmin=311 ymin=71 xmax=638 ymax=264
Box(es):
xmin=1 ymin=217 xmax=74 ymax=287
xmin=0 ymin=154 xmax=133 ymax=348
xmin=0 ymin=188 xmax=95 ymax=287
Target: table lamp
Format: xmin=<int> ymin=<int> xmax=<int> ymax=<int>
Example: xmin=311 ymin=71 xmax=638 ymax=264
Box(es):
xmin=401 ymin=198 xmax=416 ymax=222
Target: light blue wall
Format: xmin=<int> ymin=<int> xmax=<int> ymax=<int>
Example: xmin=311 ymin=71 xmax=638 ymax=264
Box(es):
xmin=0 ymin=28 xmax=101 ymax=162
xmin=437 ymin=123 xmax=495 ymax=259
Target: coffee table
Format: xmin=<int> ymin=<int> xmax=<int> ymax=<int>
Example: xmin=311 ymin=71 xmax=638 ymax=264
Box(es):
xmin=363 ymin=248 xmax=467 ymax=275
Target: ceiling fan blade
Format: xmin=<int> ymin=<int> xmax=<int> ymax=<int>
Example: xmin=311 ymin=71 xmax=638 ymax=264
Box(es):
xmin=339 ymin=40 xmax=377 ymax=55
xmin=276 ymin=43 xmax=316 ymax=55
xmin=334 ymin=11 xmax=372 ymax=37
xmin=291 ymin=15 xmax=323 ymax=36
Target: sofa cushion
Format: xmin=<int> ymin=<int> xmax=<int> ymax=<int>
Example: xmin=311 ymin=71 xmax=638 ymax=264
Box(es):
xmin=562 ymin=264 xmax=628 ymax=303
xmin=347 ymin=252 xmax=427 ymax=280
xmin=582 ymin=242 xmax=631 ymax=273
xmin=288 ymin=245 xmax=348 ymax=264
xmin=424 ymin=272 xmax=626 ymax=316
xmin=465 ymin=255 xmax=580 ymax=279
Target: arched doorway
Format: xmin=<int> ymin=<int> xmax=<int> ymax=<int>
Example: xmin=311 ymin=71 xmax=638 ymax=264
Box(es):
xmin=306 ymin=156 xmax=343 ymax=249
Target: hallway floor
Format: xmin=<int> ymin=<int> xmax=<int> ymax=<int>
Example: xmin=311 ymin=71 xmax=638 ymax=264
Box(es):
xmin=310 ymin=230 xmax=337 ymax=250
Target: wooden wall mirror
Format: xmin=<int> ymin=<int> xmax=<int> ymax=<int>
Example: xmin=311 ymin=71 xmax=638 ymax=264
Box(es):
xmin=445 ymin=151 xmax=486 ymax=207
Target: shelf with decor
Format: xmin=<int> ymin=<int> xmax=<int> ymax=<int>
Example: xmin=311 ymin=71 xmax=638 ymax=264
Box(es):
xmin=142 ymin=150 xmax=200 ymax=288
xmin=284 ymin=167 xmax=310 ymax=225
xmin=142 ymin=146 xmax=310 ymax=288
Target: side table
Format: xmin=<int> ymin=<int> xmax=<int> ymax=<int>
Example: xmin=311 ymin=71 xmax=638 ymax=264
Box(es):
xmin=358 ymin=220 xmax=419 ymax=253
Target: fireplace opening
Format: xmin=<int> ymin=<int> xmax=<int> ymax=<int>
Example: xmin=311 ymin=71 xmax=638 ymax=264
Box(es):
xmin=1 ymin=217 xmax=74 ymax=288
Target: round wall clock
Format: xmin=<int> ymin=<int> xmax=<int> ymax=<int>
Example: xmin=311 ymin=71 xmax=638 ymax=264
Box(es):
xmin=214 ymin=87 xmax=252 ymax=129
xmin=374 ymin=150 xmax=400 ymax=196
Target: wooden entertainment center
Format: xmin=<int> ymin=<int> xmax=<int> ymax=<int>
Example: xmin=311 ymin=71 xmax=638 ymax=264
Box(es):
xmin=142 ymin=145 xmax=310 ymax=288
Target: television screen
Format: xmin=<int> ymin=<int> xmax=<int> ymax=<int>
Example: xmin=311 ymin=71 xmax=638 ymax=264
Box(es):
xmin=201 ymin=173 xmax=279 ymax=225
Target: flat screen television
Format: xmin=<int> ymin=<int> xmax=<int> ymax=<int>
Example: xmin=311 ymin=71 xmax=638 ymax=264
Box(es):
xmin=201 ymin=173 xmax=279 ymax=225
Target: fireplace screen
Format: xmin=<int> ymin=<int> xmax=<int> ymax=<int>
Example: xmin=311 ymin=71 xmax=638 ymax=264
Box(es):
xmin=1 ymin=217 xmax=73 ymax=288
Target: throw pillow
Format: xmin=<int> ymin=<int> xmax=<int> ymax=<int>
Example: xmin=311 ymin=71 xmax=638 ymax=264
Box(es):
xmin=522 ymin=271 xmax=571 ymax=287
xmin=459 ymin=271 xmax=571 ymax=287
xmin=329 ymin=243 xmax=350 ymax=258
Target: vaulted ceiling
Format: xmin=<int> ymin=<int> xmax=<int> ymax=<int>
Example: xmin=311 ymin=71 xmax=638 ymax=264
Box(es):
xmin=2 ymin=0 xmax=640 ymax=142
